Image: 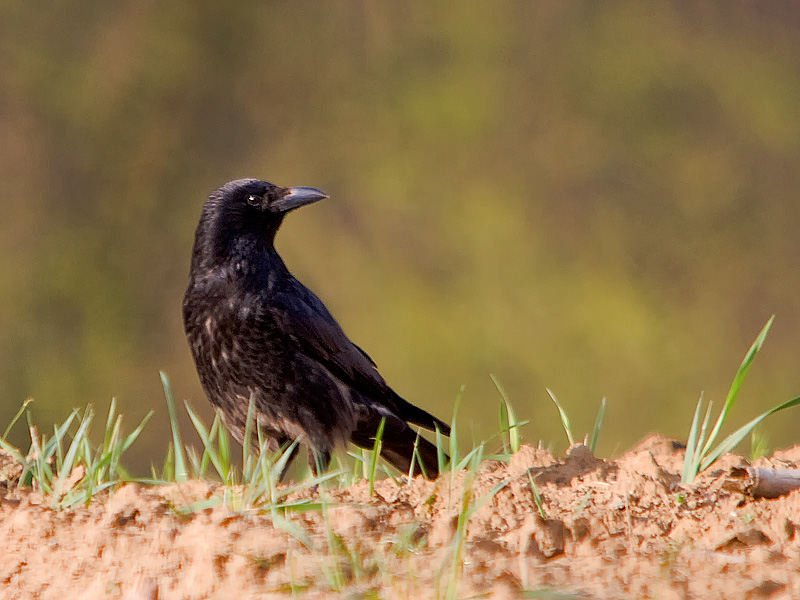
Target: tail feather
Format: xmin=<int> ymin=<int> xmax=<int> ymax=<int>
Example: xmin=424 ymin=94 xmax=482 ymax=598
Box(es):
xmin=351 ymin=414 xmax=447 ymax=479
xmin=389 ymin=390 xmax=452 ymax=436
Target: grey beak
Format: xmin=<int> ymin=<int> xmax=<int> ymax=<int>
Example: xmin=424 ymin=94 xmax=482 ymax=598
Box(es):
xmin=272 ymin=186 xmax=329 ymax=212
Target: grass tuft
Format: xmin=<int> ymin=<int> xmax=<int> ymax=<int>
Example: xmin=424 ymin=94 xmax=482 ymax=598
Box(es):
xmin=544 ymin=388 xmax=607 ymax=454
xmin=681 ymin=316 xmax=800 ymax=483
xmin=0 ymin=399 xmax=152 ymax=509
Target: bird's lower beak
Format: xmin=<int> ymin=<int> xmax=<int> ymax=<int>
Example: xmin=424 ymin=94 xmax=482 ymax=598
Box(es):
xmin=272 ymin=186 xmax=329 ymax=212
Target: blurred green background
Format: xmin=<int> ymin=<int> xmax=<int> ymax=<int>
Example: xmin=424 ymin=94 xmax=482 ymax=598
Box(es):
xmin=2 ymin=2 xmax=799 ymax=467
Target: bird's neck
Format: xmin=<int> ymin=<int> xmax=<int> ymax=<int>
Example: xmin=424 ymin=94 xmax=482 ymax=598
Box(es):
xmin=190 ymin=229 xmax=289 ymax=289
xmin=226 ymin=234 xmax=287 ymax=279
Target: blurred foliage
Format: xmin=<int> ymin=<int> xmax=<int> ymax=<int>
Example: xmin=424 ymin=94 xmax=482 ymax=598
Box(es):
xmin=1 ymin=1 xmax=800 ymax=469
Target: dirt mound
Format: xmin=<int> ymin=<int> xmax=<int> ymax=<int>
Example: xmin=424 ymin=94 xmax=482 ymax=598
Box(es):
xmin=2 ymin=434 xmax=799 ymax=599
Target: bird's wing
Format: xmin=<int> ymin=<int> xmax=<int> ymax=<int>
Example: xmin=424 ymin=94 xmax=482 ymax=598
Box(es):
xmin=265 ymin=282 xmax=449 ymax=434
xmin=268 ymin=284 xmax=389 ymax=397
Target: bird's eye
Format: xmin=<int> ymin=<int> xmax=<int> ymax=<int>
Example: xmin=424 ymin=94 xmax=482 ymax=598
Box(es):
xmin=247 ymin=195 xmax=260 ymax=207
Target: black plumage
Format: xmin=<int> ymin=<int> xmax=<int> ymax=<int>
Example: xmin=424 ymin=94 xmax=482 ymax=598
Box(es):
xmin=182 ymin=178 xmax=450 ymax=478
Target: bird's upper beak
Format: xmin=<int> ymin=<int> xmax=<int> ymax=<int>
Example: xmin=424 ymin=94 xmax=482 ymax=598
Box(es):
xmin=271 ymin=186 xmax=329 ymax=212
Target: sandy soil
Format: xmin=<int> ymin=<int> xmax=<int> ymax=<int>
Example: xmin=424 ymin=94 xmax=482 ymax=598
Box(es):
xmin=1 ymin=435 xmax=799 ymax=599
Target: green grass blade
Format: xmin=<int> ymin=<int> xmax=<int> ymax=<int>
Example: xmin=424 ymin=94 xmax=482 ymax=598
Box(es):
xmin=683 ymin=396 xmax=714 ymax=484
xmin=498 ymin=402 xmax=509 ymax=454
xmin=161 ymin=444 xmax=175 ymax=481
xmin=103 ymin=398 xmax=117 ymax=450
xmin=435 ymin=425 xmax=447 ymax=476
xmin=699 ymin=394 xmax=800 ymax=471
xmin=161 ymin=371 xmax=187 ymax=482
xmin=527 ymin=470 xmax=546 ymax=518
xmin=695 ymin=399 xmax=714 ymax=467
xmin=454 ymin=444 xmax=484 ymax=472
xmin=491 ymin=374 xmax=521 ymax=454
xmin=102 ymin=413 xmax=123 ymax=477
xmin=272 ymin=439 xmax=300 ymax=482
xmin=29 ymin=432 xmax=52 ymax=493
xmin=52 ymin=408 xmax=93 ymax=505
xmin=368 ymin=417 xmax=386 ymax=495
xmin=449 ymin=388 xmax=463 ymax=470
xmin=2 ymin=398 xmax=34 ymax=440
xmin=185 ymin=401 xmax=226 ymax=481
xmin=45 ymin=410 xmax=78 ymax=461
xmin=749 ymin=429 xmax=769 ymax=462
xmin=52 ymin=424 xmax=64 ymax=470
xmin=280 ymin=468 xmax=344 ymax=499
xmin=468 ymin=476 xmax=510 ymax=517
xmin=120 ymin=410 xmax=154 ymax=454
xmin=201 ymin=414 xmax=223 ymax=476
xmin=271 ymin=513 xmax=313 ymax=550
xmin=242 ymin=395 xmax=257 ymax=481
xmin=682 ymin=395 xmax=705 ymax=484
xmin=546 ymin=388 xmax=574 ymax=446
xmin=185 ymin=446 xmax=204 ymax=478
xmin=217 ymin=413 xmax=232 ymax=482
xmin=588 ymin=397 xmax=606 ymax=454
xmin=408 ymin=432 xmax=420 ymax=479
xmin=699 ymin=316 xmax=774 ymax=458
xmin=0 ymin=438 xmax=25 ymax=465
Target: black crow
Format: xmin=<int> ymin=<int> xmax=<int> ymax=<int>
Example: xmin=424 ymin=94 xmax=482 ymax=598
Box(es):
xmin=182 ymin=179 xmax=450 ymax=478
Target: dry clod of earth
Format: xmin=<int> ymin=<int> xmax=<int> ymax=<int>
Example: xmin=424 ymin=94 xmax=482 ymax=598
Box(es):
xmin=2 ymin=435 xmax=800 ymax=599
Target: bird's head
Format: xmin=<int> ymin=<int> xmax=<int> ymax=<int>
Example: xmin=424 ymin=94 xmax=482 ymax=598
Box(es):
xmin=191 ymin=178 xmax=328 ymax=269
xmin=211 ymin=178 xmax=328 ymax=215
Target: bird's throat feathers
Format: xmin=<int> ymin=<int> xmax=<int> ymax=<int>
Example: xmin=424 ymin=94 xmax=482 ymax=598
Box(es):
xmin=191 ymin=198 xmax=287 ymax=275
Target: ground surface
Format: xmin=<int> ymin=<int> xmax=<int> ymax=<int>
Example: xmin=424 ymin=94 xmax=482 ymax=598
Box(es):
xmin=1 ymin=435 xmax=799 ymax=599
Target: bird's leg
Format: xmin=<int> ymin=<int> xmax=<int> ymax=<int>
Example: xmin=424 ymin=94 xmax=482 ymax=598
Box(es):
xmin=308 ymin=448 xmax=331 ymax=477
